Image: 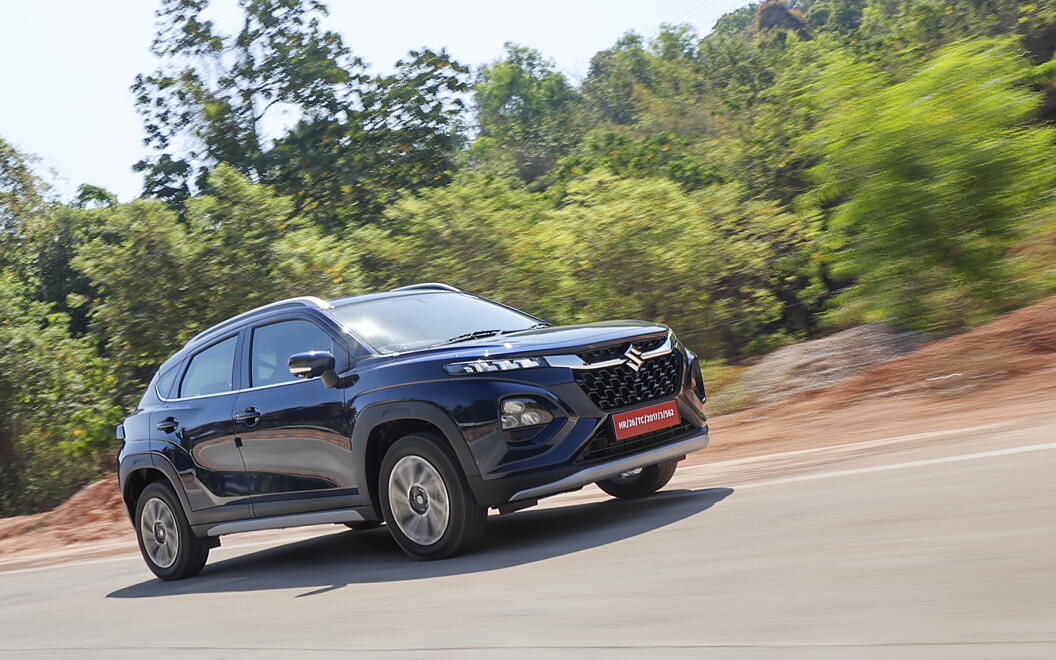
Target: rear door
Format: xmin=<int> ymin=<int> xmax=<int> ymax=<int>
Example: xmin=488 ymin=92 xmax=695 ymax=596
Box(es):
xmin=152 ymin=332 xmax=252 ymax=516
xmin=232 ymin=316 xmax=357 ymax=517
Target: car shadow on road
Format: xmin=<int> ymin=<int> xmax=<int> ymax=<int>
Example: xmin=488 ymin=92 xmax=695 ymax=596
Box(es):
xmin=107 ymin=486 xmax=732 ymax=599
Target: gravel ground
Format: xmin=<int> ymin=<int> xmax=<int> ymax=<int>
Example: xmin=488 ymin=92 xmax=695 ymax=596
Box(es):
xmin=722 ymin=323 xmax=929 ymax=409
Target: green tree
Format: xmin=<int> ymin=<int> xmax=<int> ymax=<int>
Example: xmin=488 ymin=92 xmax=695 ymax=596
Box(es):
xmin=17 ymin=206 xmax=102 ymax=334
xmin=359 ymin=175 xmax=569 ymax=321
xmin=804 ymin=0 xmax=867 ymax=35
xmin=581 ymin=26 xmax=717 ymax=134
xmin=263 ymin=48 xmax=469 ymax=229
xmin=801 ymin=39 xmax=1056 ymax=330
xmin=134 ymin=0 xmax=468 ymax=226
xmin=133 ymin=0 xmax=356 ymax=205
xmin=74 ymin=165 xmax=362 ymax=392
xmin=551 ymin=173 xmax=810 ymax=358
xmin=0 ymin=138 xmax=49 ymax=273
xmin=581 ymin=32 xmax=652 ymax=126
xmin=0 ymin=274 xmax=120 ymax=515
xmin=553 ymin=130 xmax=723 ymax=191
xmin=471 ymin=44 xmax=593 ymax=185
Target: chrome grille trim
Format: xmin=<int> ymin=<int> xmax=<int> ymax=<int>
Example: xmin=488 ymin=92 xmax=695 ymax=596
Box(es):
xmin=543 ymin=333 xmax=673 ymax=370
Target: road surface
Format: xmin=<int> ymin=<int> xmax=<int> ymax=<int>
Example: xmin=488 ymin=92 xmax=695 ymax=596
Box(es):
xmin=2 ymin=419 xmax=1055 ymax=659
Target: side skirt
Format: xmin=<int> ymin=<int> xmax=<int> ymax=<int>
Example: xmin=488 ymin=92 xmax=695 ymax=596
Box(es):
xmin=202 ymin=507 xmax=370 ymax=537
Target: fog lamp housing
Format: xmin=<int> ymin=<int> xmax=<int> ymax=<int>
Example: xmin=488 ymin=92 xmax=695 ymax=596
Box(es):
xmin=499 ymin=397 xmax=553 ymax=430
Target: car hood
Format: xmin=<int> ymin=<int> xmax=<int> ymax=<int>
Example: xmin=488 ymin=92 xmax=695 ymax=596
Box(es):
xmin=376 ymin=320 xmax=670 ymax=366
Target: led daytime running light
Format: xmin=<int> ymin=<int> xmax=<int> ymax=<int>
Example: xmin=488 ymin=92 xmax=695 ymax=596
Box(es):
xmin=445 ymin=357 xmax=547 ymax=375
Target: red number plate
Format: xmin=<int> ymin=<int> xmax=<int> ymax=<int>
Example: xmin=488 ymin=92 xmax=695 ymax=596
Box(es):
xmin=611 ymin=400 xmax=681 ymax=441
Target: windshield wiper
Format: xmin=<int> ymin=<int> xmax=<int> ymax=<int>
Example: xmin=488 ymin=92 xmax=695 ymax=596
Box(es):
xmin=439 ymin=323 xmax=551 ymax=347
xmin=439 ymin=329 xmax=506 ymax=345
xmin=503 ymin=323 xmax=551 ymax=333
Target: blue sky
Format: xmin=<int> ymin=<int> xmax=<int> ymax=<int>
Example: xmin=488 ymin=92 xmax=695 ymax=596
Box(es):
xmin=0 ymin=0 xmax=748 ymax=201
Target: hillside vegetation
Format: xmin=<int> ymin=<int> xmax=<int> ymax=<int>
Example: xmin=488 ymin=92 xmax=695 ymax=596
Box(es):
xmin=2 ymin=0 xmax=1056 ymax=515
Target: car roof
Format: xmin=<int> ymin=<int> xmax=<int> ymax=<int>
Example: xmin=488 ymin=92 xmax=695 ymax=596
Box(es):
xmin=328 ymin=285 xmax=463 ymax=309
xmin=168 ymin=284 xmax=464 ymax=365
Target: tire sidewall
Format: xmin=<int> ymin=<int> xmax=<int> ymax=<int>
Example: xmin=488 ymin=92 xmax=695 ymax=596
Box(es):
xmin=134 ymin=482 xmax=206 ymax=580
xmin=379 ymin=433 xmax=481 ymax=560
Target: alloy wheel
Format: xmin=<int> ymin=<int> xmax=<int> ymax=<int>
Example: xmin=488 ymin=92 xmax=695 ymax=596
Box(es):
xmin=139 ymin=497 xmax=179 ymax=569
xmin=387 ymin=455 xmax=451 ymax=546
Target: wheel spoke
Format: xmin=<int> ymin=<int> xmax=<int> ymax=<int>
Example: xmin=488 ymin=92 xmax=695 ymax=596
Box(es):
xmin=390 ymin=465 xmax=411 ymax=494
xmin=406 ymin=513 xmax=427 ymax=540
xmin=409 ymin=457 xmax=427 ymax=484
xmin=395 ymin=506 xmax=416 ymax=530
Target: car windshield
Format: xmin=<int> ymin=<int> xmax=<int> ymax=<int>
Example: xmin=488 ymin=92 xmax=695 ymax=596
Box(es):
xmin=327 ymin=292 xmax=541 ymax=354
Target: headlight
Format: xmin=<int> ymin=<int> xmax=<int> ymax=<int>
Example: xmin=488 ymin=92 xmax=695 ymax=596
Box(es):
xmin=444 ymin=357 xmax=547 ymax=375
xmin=500 ymin=397 xmax=553 ymax=430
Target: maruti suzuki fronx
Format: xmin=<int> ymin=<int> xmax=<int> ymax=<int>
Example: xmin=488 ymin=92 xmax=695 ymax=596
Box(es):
xmin=117 ymin=283 xmax=709 ymax=580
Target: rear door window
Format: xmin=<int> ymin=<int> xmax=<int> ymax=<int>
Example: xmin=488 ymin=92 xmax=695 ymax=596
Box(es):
xmin=180 ymin=336 xmax=238 ymax=398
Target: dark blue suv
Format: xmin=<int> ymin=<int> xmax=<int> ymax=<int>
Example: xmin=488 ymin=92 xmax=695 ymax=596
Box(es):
xmin=117 ymin=283 xmax=710 ymax=579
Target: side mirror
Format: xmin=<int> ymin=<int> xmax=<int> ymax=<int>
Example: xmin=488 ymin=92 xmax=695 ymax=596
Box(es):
xmin=288 ymin=351 xmax=336 ymax=383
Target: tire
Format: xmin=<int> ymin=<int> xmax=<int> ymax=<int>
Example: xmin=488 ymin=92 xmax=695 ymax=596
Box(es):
xmin=595 ymin=459 xmax=679 ymax=499
xmin=134 ymin=482 xmax=209 ymax=581
xmin=379 ymin=433 xmax=486 ymax=560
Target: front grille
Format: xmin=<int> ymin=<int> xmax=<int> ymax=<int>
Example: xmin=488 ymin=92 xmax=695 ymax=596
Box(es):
xmin=577 ymin=335 xmax=667 ymax=364
xmin=574 ymin=351 xmax=683 ymax=411
xmin=577 ymin=419 xmax=697 ymax=463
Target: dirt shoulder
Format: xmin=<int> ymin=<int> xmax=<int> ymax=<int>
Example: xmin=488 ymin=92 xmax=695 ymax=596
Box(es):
xmin=3 ymin=296 xmax=1054 ymax=571
xmin=0 ymin=474 xmax=134 ymax=569
xmin=688 ymin=367 xmax=1056 ymax=469
xmin=690 ymin=295 xmax=1056 ymax=465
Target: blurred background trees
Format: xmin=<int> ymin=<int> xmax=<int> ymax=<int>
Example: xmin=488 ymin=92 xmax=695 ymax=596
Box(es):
xmin=800 ymin=40 xmax=1056 ymax=330
xmin=3 ymin=0 xmax=1056 ymax=513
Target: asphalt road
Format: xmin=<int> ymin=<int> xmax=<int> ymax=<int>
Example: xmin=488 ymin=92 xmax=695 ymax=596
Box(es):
xmin=2 ymin=419 xmax=1055 ymax=659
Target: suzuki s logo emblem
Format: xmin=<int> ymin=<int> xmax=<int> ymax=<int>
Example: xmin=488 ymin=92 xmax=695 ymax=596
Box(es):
xmin=622 ymin=345 xmax=645 ymax=372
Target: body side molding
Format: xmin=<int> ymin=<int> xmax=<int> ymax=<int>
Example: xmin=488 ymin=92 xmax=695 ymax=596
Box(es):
xmin=206 ymin=508 xmax=366 ymax=536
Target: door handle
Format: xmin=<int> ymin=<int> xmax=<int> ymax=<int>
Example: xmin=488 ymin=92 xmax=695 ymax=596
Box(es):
xmin=156 ymin=417 xmax=178 ymax=433
xmin=233 ymin=407 xmax=261 ymax=425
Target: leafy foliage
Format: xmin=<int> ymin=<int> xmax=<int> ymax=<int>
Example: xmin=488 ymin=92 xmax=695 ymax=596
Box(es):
xmin=801 ymin=40 xmax=1056 ymax=329
xmin=550 ymin=173 xmax=811 ymax=356
xmin=0 ymin=275 xmax=121 ymax=514
xmin=134 ymin=0 xmax=469 ymax=227
xmin=0 ymin=138 xmax=47 ymax=236
xmin=470 ymin=44 xmax=594 ymax=185
xmin=74 ymin=165 xmax=361 ymax=390
xmin=553 ymin=130 xmax=723 ymax=191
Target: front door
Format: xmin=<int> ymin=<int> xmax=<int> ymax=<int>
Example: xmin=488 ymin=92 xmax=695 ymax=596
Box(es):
xmin=233 ymin=317 xmax=356 ymax=517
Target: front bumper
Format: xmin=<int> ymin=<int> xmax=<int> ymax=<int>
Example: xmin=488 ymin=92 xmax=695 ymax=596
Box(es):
xmin=465 ymin=421 xmax=710 ymax=507
xmin=506 ymin=426 xmax=709 ymax=502
xmin=448 ymin=331 xmax=709 ymax=506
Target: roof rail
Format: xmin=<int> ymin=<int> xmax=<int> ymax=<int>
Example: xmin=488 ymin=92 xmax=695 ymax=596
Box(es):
xmin=390 ymin=283 xmax=462 ymax=293
xmin=189 ymin=296 xmax=333 ymax=344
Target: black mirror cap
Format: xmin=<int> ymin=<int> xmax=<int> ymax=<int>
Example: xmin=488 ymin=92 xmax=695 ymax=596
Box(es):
xmin=288 ymin=351 xmax=336 ymax=381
